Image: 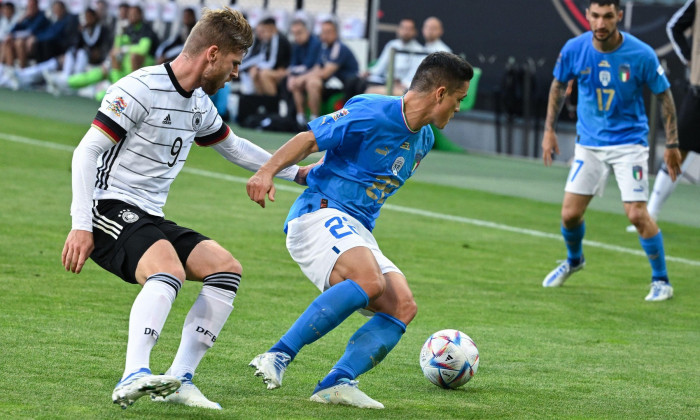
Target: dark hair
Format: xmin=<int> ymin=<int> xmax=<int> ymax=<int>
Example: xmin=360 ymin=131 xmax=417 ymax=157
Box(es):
xmin=260 ymin=17 xmax=276 ymax=26
xmin=590 ymin=0 xmax=620 ymax=9
xmin=321 ymin=19 xmax=338 ymax=32
xmin=409 ymin=52 xmax=473 ymax=93
xmin=3 ymin=2 xmax=16 ymax=11
xmin=291 ymin=18 xmax=308 ymax=29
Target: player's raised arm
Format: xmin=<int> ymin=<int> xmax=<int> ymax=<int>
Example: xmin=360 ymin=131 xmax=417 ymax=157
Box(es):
xmin=542 ymin=78 xmax=568 ymax=166
xmin=62 ymin=127 xmax=114 ymax=273
xmin=656 ymin=88 xmax=682 ymax=181
xmin=247 ymin=130 xmax=319 ymax=208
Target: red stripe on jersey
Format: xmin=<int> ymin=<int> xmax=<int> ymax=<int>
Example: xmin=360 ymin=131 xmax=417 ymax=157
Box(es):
xmin=195 ymin=124 xmax=230 ymax=146
xmin=92 ymin=119 xmax=121 ymax=143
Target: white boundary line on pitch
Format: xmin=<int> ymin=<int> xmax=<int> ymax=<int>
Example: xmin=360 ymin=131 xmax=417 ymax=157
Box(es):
xmin=3 ymin=131 xmax=699 ymax=267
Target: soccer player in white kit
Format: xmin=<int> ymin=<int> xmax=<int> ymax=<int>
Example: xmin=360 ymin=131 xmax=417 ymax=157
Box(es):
xmin=61 ymin=8 xmax=306 ymax=410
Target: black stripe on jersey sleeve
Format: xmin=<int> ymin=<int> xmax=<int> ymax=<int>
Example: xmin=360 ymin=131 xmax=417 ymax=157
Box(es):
xmin=195 ymin=123 xmax=230 ymax=147
xmin=92 ymin=111 xmax=127 ymax=143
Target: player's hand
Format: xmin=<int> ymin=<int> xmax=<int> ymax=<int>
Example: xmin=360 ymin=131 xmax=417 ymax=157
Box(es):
xmin=293 ymin=156 xmax=324 ymax=186
xmin=663 ymin=148 xmax=682 ymax=182
xmin=542 ymin=130 xmax=560 ymax=166
xmin=62 ymin=229 xmax=94 ymax=274
xmin=247 ymin=172 xmax=275 ymax=208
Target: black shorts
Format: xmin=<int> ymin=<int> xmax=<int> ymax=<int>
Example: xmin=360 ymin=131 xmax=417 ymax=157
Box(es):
xmin=678 ymin=87 xmax=700 ymax=154
xmin=90 ymin=199 xmax=209 ymax=284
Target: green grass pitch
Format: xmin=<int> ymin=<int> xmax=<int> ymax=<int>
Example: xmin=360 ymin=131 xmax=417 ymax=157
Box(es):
xmin=0 ymin=108 xmax=698 ymax=419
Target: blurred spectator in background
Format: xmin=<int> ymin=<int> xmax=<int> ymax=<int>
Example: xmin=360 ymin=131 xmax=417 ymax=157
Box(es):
xmin=41 ymin=7 xmax=113 ymax=94
xmin=364 ymin=18 xmax=422 ymax=95
xmin=287 ymin=17 xmax=321 ymax=82
xmin=254 ymin=17 xmax=291 ymax=96
xmin=63 ymin=5 xmax=157 ymax=100
xmin=1 ymin=0 xmax=48 ymax=70
xmin=239 ymin=17 xmax=290 ymax=96
xmin=421 ymin=16 xmax=451 ymax=53
xmin=0 ymin=1 xmax=20 ymax=65
xmin=155 ymin=7 xmax=197 ymax=64
xmin=0 ymin=2 xmax=20 ymax=40
xmin=94 ymin=0 xmax=115 ymax=44
xmin=30 ymin=1 xmax=79 ymax=64
xmin=289 ymin=19 xmax=358 ymax=127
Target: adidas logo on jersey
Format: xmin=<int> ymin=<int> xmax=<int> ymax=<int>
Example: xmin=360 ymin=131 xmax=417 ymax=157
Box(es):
xmin=163 ymin=114 xmax=172 ymax=125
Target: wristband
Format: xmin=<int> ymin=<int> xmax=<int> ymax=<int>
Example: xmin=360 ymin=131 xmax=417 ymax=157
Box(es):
xmin=665 ymin=143 xmax=679 ymax=149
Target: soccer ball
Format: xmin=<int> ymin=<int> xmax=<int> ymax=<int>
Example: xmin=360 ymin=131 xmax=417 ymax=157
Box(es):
xmin=419 ymin=329 xmax=479 ymax=389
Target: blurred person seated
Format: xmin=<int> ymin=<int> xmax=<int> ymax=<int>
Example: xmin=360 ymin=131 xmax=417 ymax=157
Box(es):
xmin=238 ymin=17 xmax=291 ymax=96
xmin=155 ymin=7 xmax=197 ymax=64
xmin=28 ymin=1 xmax=79 ymax=65
xmin=289 ymin=18 xmax=358 ymax=127
xmin=94 ymin=0 xmax=116 ymax=45
xmin=364 ymin=18 xmax=422 ymax=95
xmin=0 ymin=2 xmax=20 ymax=40
xmin=421 ymin=16 xmax=451 ymax=53
xmin=0 ymin=1 xmax=20 ymax=65
xmin=64 ymin=4 xmax=158 ymax=100
xmin=38 ymin=7 xmax=113 ymax=94
xmin=1 ymin=0 xmax=48 ymax=70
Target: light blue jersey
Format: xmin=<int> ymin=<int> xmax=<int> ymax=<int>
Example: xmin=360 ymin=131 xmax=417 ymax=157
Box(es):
xmin=285 ymin=94 xmax=435 ymax=232
xmin=553 ymin=31 xmax=670 ymax=147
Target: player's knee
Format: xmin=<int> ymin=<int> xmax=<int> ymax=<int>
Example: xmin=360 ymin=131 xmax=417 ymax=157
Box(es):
xmin=359 ymin=273 xmax=386 ymax=300
xmin=398 ymin=297 xmax=418 ymax=324
xmin=626 ymin=205 xmax=649 ymax=227
xmin=561 ymin=208 xmax=583 ymax=226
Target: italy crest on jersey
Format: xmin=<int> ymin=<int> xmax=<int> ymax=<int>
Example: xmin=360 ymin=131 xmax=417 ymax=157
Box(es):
xmin=619 ymin=64 xmax=631 ymax=83
xmin=632 ymin=165 xmax=643 ymax=181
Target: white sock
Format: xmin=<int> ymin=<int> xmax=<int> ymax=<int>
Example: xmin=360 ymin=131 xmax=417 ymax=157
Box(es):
xmin=648 ymin=155 xmax=695 ymax=219
xmin=122 ymin=273 xmax=181 ymax=380
xmin=296 ymin=112 xmax=306 ymax=125
xmin=168 ymin=272 xmax=240 ymax=378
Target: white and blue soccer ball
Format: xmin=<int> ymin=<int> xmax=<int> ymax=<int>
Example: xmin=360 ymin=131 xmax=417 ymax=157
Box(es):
xmin=419 ymin=329 xmax=479 ymax=389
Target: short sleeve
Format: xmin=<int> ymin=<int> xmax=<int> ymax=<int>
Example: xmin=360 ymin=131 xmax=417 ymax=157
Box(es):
xmin=644 ymin=51 xmax=671 ymax=94
xmin=552 ymin=42 xmax=575 ymax=83
xmin=93 ymin=76 xmax=151 ymax=142
xmin=309 ymin=97 xmax=367 ymax=151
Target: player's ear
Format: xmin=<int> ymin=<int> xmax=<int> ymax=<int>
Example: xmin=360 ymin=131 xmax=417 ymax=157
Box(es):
xmin=207 ymin=45 xmax=219 ymax=63
xmin=436 ymin=86 xmax=447 ymax=103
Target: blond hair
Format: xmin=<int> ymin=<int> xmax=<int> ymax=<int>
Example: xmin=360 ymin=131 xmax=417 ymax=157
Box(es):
xmin=183 ymin=7 xmax=253 ymax=55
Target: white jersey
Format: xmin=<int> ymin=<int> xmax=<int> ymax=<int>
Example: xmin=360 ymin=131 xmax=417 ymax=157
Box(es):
xmin=91 ymin=63 xmax=230 ymax=216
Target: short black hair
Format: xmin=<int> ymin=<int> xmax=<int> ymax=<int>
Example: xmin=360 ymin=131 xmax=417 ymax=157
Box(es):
xmin=3 ymin=2 xmax=16 ymax=11
xmin=260 ymin=17 xmax=277 ymax=26
xmin=409 ymin=52 xmax=474 ymax=93
xmin=590 ymin=0 xmax=620 ymax=9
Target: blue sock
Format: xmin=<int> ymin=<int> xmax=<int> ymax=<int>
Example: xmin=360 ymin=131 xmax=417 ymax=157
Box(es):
xmin=268 ymin=279 xmax=369 ymax=361
xmin=639 ymin=231 xmax=669 ymax=282
xmin=562 ymin=222 xmax=585 ymax=266
xmin=314 ymin=312 xmax=406 ymax=393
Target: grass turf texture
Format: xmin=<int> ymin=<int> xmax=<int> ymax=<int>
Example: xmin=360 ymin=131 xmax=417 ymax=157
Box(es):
xmin=0 ymin=109 xmax=699 ymax=419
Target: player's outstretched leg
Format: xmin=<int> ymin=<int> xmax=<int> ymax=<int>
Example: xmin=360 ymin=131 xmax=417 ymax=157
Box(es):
xmin=112 ymin=368 xmax=181 ymax=409
xmin=159 ymin=271 xmax=241 ymax=409
xmin=250 ymin=279 xmax=370 ymax=389
xmin=543 ymin=222 xmax=586 ymax=287
xmin=309 ymin=312 xmax=406 ymax=409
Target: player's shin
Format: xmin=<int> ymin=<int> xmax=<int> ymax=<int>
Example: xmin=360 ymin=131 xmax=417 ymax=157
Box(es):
xmin=272 ymin=279 xmax=369 ymax=359
xmin=122 ymin=273 xmax=181 ymax=379
xmin=562 ymin=222 xmax=585 ymax=266
xmin=639 ymin=232 xmax=669 ymax=281
xmin=316 ymin=312 xmax=406 ymax=391
xmin=168 ymin=272 xmax=241 ymax=378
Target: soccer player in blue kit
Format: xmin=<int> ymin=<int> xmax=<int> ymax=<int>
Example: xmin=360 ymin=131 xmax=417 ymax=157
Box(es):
xmin=245 ymin=52 xmax=473 ymax=408
xmin=541 ymin=0 xmax=683 ymax=301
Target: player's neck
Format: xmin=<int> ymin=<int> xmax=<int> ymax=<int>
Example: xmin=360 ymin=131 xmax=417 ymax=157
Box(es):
xmin=168 ymin=55 xmax=201 ymax=93
xmin=593 ymin=29 xmax=623 ymax=53
xmin=402 ymin=91 xmax=431 ymax=130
